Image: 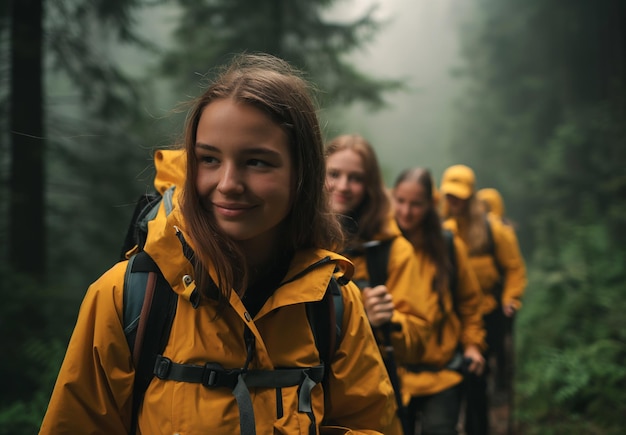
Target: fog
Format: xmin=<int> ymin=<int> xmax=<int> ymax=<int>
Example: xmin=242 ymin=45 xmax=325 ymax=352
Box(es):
xmin=123 ymin=0 xmax=468 ymax=185
xmin=327 ymin=0 xmax=467 ymax=185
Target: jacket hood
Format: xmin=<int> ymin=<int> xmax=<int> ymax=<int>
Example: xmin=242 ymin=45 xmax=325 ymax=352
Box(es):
xmin=144 ymin=148 xmax=354 ymax=306
xmin=154 ymin=149 xmax=186 ymax=194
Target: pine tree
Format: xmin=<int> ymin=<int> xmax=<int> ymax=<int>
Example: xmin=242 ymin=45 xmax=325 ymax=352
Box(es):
xmin=161 ymin=0 xmax=402 ymax=110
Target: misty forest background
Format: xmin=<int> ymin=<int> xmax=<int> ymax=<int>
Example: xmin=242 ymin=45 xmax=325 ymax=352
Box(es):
xmin=1 ymin=0 xmax=625 ymax=434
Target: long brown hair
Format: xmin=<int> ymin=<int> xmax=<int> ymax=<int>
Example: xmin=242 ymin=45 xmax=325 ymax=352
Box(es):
xmin=180 ymin=53 xmax=343 ymax=302
xmin=325 ymin=134 xmax=391 ymax=245
xmin=393 ymin=167 xmax=450 ymax=295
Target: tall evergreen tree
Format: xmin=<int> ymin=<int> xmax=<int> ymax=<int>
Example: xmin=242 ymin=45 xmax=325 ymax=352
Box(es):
xmin=161 ymin=0 xmax=401 ymax=110
xmin=9 ymin=0 xmax=45 ymax=280
xmin=1 ymin=1 xmax=161 ymax=431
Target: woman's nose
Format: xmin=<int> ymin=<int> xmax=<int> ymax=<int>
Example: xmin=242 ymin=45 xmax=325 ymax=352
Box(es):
xmin=217 ymin=164 xmax=245 ymax=194
xmin=335 ymin=175 xmax=350 ymax=191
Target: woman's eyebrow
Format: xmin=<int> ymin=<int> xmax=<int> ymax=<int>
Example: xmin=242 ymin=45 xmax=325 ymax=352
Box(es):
xmin=195 ymin=143 xmax=218 ymax=152
xmin=196 ymin=142 xmax=282 ymax=158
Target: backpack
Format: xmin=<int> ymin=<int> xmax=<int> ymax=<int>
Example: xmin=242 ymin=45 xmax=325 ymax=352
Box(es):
xmin=484 ymin=217 xmax=506 ymax=304
xmin=358 ymin=232 xmax=466 ymax=377
xmin=121 ymin=187 xmax=344 ymax=435
xmin=343 ymin=238 xmax=409 ymax=431
xmin=350 ymin=232 xmax=458 ymax=315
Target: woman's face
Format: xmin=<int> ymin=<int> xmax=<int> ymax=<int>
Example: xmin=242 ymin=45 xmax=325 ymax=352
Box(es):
xmin=445 ymin=193 xmax=467 ymax=216
xmin=325 ymin=149 xmax=366 ymax=215
xmin=392 ymin=180 xmax=430 ymax=233
xmin=194 ymin=99 xmax=293 ymax=248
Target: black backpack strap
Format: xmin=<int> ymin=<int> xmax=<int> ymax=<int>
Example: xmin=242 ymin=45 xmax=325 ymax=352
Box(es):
xmin=153 ymin=355 xmax=325 ymax=435
xmin=362 ymin=239 xmax=408 ymax=431
xmin=123 ymin=251 xmax=178 ymax=435
xmin=306 ymin=277 xmax=344 ymax=380
xmin=444 ymin=229 xmax=458 ymax=315
xmin=363 ymin=239 xmax=392 ymax=287
xmin=485 ymin=217 xmax=505 ymax=303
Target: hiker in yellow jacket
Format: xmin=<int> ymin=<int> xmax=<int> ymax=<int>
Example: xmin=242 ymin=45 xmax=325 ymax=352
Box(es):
xmin=325 ymin=134 xmax=439 ymax=435
xmin=392 ymin=167 xmax=486 ymax=435
xmin=439 ymin=164 xmax=527 ymax=435
xmin=39 ymin=54 xmax=396 ymax=435
xmin=476 ymin=186 xmax=525 ymax=384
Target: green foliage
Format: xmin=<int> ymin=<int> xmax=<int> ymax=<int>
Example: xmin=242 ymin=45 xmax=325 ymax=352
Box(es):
xmin=0 ymin=266 xmax=76 ymax=432
xmin=453 ymin=0 xmax=626 ymax=431
xmin=515 ymin=224 xmax=626 ymax=433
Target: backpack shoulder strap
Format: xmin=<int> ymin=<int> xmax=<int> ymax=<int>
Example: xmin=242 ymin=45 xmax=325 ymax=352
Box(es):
xmin=443 ymin=229 xmax=458 ymax=313
xmin=123 ymin=251 xmax=178 ymax=435
xmin=485 ymin=217 xmax=505 ymax=277
xmin=306 ymin=277 xmax=344 ymax=379
xmin=364 ymin=239 xmax=393 ymax=287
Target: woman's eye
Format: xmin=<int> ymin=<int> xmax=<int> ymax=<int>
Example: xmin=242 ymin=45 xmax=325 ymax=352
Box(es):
xmin=248 ymin=159 xmax=271 ymax=168
xmin=326 ymin=170 xmax=339 ymax=179
xmin=199 ymin=155 xmax=219 ymax=164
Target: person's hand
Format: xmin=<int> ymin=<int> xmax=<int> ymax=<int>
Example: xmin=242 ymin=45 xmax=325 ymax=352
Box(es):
xmin=503 ymin=302 xmax=517 ymax=317
xmin=464 ymin=345 xmax=485 ymax=376
xmin=362 ymin=285 xmax=394 ymax=327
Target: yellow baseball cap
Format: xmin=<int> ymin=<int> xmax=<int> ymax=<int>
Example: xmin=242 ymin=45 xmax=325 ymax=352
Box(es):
xmin=440 ymin=164 xmax=475 ymax=200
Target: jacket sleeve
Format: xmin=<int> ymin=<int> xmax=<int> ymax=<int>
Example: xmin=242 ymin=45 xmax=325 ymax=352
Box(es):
xmin=39 ymin=262 xmax=134 ymax=435
xmin=386 ymin=236 xmax=437 ymax=364
xmin=321 ymin=282 xmax=397 ymax=434
xmin=453 ymin=236 xmax=487 ymax=351
xmin=492 ymin=218 xmax=527 ymax=310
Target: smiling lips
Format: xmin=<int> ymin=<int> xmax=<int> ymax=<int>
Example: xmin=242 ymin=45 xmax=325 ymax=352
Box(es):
xmin=213 ymin=202 xmax=256 ymax=218
xmin=333 ymin=193 xmax=351 ymax=203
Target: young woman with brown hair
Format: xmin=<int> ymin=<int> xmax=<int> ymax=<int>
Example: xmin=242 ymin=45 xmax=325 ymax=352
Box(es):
xmin=325 ymin=134 xmax=439 ymax=435
xmin=392 ymin=167 xmax=485 ymax=435
xmin=39 ymin=54 xmax=397 ymax=435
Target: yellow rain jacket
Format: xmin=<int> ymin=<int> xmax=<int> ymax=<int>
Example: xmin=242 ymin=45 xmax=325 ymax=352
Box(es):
xmin=443 ymin=214 xmax=527 ymax=314
xmin=344 ymin=218 xmax=437 ymax=367
xmin=476 ymin=188 xmax=504 ymax=218
xmin=40 ymin=150 xmax=397 ymax=435
xmin=342 ymin=218 xmax=437 ymax=435
xmin=400 ymin=234 xmax=485 ymax=399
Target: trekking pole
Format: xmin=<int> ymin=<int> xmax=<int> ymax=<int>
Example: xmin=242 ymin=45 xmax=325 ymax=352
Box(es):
xmin=507 ymin=317 xmax=516 ymax=435
xmin=378 ymin=321 xmax=410 ymax=435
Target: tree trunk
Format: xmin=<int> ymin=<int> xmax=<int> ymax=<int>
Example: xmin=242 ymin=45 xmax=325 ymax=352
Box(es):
xmin=9 ymin=0 xmax=45 ymax=280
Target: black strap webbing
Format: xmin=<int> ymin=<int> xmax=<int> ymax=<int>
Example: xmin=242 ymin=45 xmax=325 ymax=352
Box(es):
xmin=485 ymin=218 xmax=506 ymax=302
xmin=153 ymin=355 xmax=324 ymax=435
xmin=153 ymin=355 xmax=325 ymax=388
xmin=306 ymin=277 xmax=343 ymax=381
xmin=362 ymin=239 xmax=408 ymax=432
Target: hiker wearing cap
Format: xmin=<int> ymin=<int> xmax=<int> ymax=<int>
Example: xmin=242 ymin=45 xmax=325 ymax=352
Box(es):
xmin=391 ymin=167 xmax=486 ymax=435
xmin=439 ymin=165 xmax=527 ymax=435
xmin=325 ymin=134 xmax=439 ymax=435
